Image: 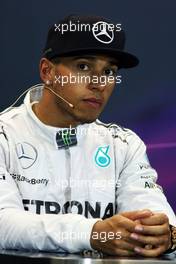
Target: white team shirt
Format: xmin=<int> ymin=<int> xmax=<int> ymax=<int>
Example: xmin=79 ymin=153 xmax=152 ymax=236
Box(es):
xmin=0 ymin=85 xmax=175 ymax=252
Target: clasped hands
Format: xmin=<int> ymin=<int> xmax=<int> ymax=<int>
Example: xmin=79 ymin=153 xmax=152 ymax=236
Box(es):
xmin=90 ymin=209 xmax=171 ymax=257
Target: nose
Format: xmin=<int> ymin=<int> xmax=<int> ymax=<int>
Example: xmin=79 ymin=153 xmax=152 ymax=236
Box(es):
xmin=87 ymin=72 xmax=106 ymax=92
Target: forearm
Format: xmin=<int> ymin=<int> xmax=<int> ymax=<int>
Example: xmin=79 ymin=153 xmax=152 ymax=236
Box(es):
xmin=0 ymin=208 xmax=100 ymax=252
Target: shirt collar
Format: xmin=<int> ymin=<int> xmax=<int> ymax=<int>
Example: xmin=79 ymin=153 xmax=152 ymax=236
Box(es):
xmin=24 ymin=85 xmax=91 ymax=149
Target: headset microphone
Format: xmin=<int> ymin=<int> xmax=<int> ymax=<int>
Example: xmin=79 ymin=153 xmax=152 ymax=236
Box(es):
xmin=45 ymin=86 xmax=74 ymax=108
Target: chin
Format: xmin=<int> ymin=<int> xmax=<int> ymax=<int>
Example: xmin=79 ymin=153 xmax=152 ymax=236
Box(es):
xmin=75 ymin=114 xmax=98 ymax=124
xmin=79 ymin=117 xmax=96 ymax=124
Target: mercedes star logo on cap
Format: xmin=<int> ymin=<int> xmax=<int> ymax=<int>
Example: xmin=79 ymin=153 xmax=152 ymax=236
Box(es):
xmin=92 ymin=21 xmax=114 ymax=44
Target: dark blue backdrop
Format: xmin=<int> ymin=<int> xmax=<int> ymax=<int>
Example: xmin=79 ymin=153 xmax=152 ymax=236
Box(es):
xmin=1 ymin=0 xmax=176 ymax=211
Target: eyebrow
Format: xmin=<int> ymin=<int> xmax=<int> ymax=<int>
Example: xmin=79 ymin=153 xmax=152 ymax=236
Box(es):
xmin=72 ymin=56 xmax=119 ymax=66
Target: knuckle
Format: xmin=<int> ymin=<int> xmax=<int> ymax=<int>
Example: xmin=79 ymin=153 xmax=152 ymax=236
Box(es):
xmin=111 ymin=215 xmax=121 ymax=225
xmin=161 ymin=213 xmax=169 ymax=222
xmin=164 ymin=215 xmax=169 ymax=223
xmin=116 ymin=215 xmax=124 ymax=225
xmin=121 ymin=231 xmax=128 ymax=240
xmin=165 ymin=235 xmax=170 ymax=245
xmin=163 ymin=223 xmax=169 ymax=231
xmin=107 ymin=218 xmax=116 ymax=230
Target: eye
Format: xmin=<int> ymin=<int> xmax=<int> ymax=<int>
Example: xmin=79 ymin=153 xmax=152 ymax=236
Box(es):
xmin=78 ymin=63 xmax=89 ymax=71
xmin=104 ymin=68 xmax=117 ymax=76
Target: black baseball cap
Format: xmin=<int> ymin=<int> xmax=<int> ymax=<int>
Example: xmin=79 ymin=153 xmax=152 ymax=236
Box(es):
xmin=43 ymin=15 xmax=139 ymax=69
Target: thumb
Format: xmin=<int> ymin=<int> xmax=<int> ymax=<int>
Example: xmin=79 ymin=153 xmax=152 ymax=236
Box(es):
xmin=121 ymin=209 xmax=153 ymax=221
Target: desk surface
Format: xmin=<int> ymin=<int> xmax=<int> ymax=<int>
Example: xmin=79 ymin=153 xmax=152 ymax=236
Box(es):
xmin=0 ymin=250 xmax=175 ymax=264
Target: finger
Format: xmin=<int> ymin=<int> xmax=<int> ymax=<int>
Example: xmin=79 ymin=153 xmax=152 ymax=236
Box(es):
xmin=134 ymin=223 xmax=170 ymax=235
xmin=121 ymin=209 xmax=153 ymax=221
xmin=140 ymin=213 xmax=169 ymax=226
xmin=120 ymin=229 xmax=145 ymax=248
xmin=134 ymin=245 xmax=166 ymax=257
xmin=98 ymin=242 xmax=136 ymax=256
xmin=114 ymin=215 xmax=136 ymax=233
xmin=110 ymin=228 xmax=142 ymax=249
xmin=116 ymin=239 xmax=142 ymax=251
xmin=113 ymin=248 xmax=137 ymax=257
xmin=130 ymin=233 xmax=169 ymax=246
xmin=125 ymin=236 xmax=146 ymax=248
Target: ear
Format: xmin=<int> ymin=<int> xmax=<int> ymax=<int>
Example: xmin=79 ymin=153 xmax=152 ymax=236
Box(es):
xmin=39 ymin=58 xmax=55 ymax=83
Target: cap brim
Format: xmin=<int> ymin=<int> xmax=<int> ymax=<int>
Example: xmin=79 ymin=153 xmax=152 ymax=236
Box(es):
xmin=46 ymin=48 xmax=139 ymax=69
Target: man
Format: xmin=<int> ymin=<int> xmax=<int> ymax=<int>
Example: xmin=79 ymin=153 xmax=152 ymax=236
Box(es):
xmin=0 ymin=15 xmax=175 ymax=257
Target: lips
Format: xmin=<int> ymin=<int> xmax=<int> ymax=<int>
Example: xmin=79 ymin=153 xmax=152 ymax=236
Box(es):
xmin=83 ymin=97 xmax=103 ymax=109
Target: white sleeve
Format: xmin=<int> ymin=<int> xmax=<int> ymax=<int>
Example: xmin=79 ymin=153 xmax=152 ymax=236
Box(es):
xmin=0 ymin=131 xmax=100 ymax=252
xmin=116 ymin=132 xmax=176 ymax=226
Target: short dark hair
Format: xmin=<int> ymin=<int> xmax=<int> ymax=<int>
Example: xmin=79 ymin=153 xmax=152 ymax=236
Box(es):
xmin=50 ymin=57 xmax=61 ymax=64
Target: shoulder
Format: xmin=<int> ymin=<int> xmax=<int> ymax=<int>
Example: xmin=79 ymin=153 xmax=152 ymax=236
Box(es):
xmin=93 ymin=119 xmax=142 ymax=144
xmin=0 ymin=105 xmax=26 ymax=141
xmin=0 ymin=105 xmax=25 ymax=125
